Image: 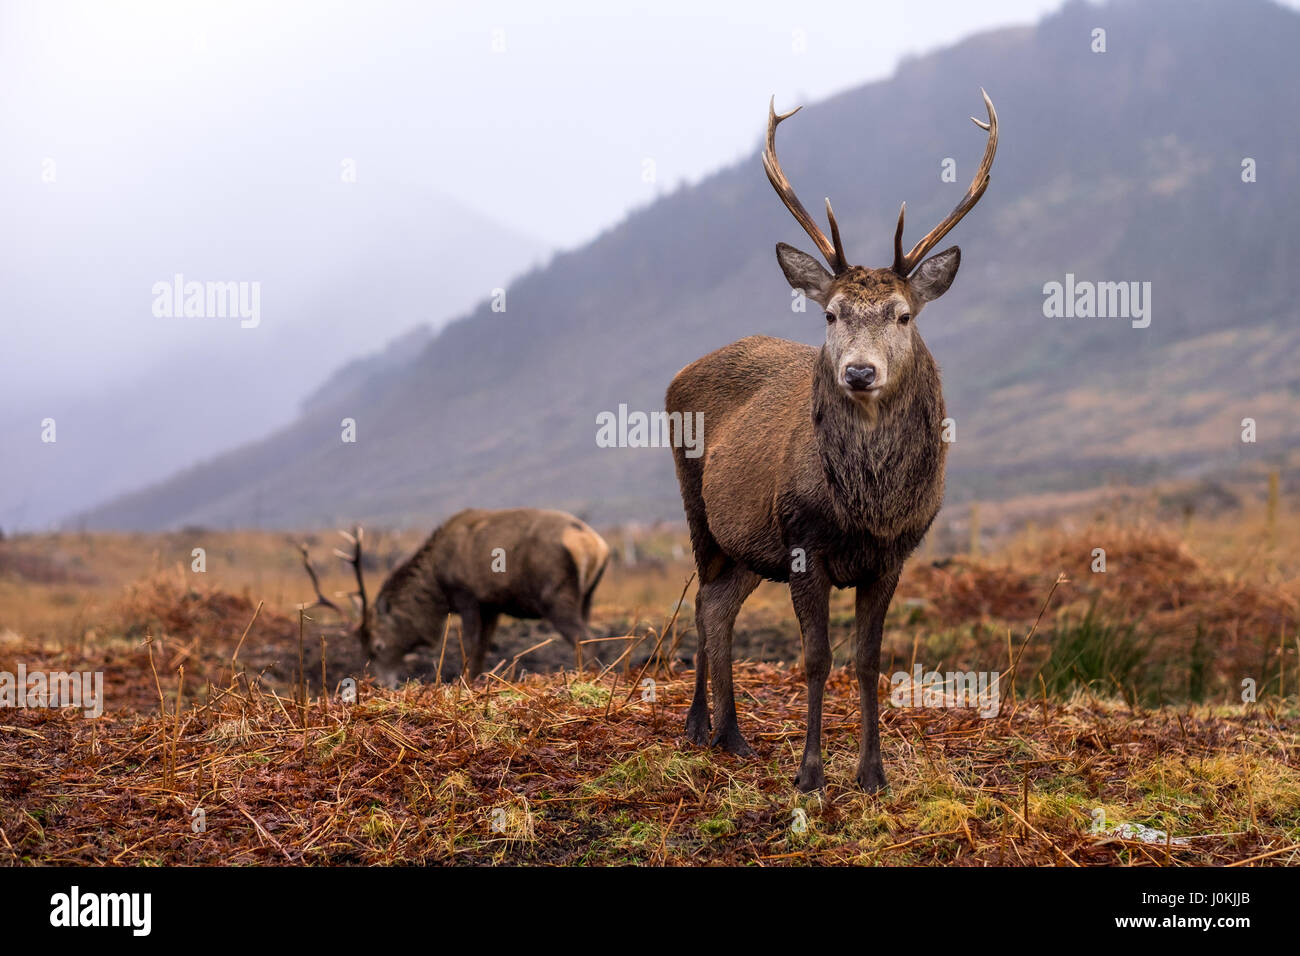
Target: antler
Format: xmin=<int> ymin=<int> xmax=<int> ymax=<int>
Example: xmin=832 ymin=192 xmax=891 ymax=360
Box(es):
xmin=298 ymin=543 xmax=343 ymax=616
xmin=332 ymin=526 xmax=368 ymax=622
xmin=893 ymin=89 xmax=999 ymax=276
xmin=763 ymin=97 xmax=849 ymax=274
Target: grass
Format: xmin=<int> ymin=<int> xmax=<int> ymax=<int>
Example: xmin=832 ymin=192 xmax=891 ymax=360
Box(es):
xmin=0 ymin=503 xmax=1298 ymax=865
xmin=1037 ymin=603 xmax=1152 ymax=702
xmin=1 ymin=647 xmax=1298 ymax=865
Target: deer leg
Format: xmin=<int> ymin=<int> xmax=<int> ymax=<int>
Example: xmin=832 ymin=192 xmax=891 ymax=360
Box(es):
xmin=581 ymin=563 xmax=605 ymax=625
xmin=684 ymin=606 xmax=711 ymax=746
xmin=681 ymin=512 xmax=721 ymax=745
xmin=854 ymin=570 xmax=899 ymax=793
xmin=790 ymin=567 xmax=832 ymax=793
xmin=473 ymin=607 xmax=499 ymax=681
xmin=699 ymin=563 xmax=761 ymax=756
xmin=456 ymin=600 xmax=484 ymax=682
xmin=685 ymin=562 xmax=724 ymax=745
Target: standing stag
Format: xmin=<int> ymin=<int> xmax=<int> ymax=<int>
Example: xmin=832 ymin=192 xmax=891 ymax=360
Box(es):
xmin=301 ymin=508 xmax=610 ymax=684
xmin=666 ymin=91 xmax=998 ymax=791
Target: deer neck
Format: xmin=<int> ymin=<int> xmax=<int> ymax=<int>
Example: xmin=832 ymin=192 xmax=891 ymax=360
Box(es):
xmin=811 ymin=344 xmax=945 ymax=537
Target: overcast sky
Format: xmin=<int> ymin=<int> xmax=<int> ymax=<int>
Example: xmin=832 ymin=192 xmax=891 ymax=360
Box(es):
xmin=6 ymin=0 xmax=1298 ymax=387
xmin=1 ymin=0 xmax=1081 ymax=249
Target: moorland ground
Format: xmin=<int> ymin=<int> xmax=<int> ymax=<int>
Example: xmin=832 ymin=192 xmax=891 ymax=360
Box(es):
xmin=1 ymin=491 xmax=1297 ymax=864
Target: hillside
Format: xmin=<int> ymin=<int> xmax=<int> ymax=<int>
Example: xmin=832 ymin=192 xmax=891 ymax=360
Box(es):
xmin=78 ymin=0 xmax=1300 ymax=531
xmin=4 ymin=186 xmax=548 ymax=532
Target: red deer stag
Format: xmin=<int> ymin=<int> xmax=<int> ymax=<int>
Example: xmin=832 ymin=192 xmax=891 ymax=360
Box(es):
xmin=301 ymin=509 xmax=610 ymax=685
xmin=666 ymin=91 xmax=997 ymax=791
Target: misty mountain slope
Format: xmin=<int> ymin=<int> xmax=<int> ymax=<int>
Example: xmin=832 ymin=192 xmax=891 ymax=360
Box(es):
xmin=1 ymin=185 xmax=548 ymax=531
xmin=80 ymin=0 xmax=1300 ymax=531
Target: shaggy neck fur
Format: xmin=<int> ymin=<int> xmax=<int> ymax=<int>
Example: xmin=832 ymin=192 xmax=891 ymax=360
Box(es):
xmin=810 ymin=344 xmax=946 ymax=538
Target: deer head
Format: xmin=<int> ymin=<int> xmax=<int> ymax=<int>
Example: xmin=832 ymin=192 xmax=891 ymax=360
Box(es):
xmin=301 ymin=526 xmax=449 ymax=687
xmin=764 ymin=90 xmax=998 ymax=407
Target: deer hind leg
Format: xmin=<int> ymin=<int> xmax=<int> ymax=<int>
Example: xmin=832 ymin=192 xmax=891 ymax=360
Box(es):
xmin=473 ymin=607 xmax=500 ymax=682
xmin=676 ymin=470 xmax=718 ymax=744
xmin=577 ymin=565 xmax=608 ymax=673
xmin=697 ymin=562 xmax=761 ymax=756
xmin=580 ymin=562 xmax=605 ymax=625
xmin=790 ymin=566 xmax=832 ymax=792
xmin=681 ymin=524 xmax=727 ymax=744
xmin=684 ymin=603 xmax=712 ymax=746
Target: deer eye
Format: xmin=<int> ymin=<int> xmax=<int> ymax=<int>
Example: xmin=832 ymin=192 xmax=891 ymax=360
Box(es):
xmin=898 ymin=312 xmax=912 ymax=325
xmin=824 ymin=311 xmax=836 ymax=324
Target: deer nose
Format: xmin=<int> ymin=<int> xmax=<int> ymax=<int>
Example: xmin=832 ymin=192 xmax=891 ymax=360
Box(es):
xmin=844 ymin=365 xmax=878 ymax=390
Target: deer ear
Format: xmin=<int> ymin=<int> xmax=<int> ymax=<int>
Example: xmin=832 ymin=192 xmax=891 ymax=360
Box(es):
xmin=776 ymin=243 xmax=833 ymax=305
xmin=910 ymin=246 xmax=961 ymax=302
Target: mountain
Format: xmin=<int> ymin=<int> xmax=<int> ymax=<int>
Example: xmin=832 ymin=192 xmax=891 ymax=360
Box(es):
xmin=77 ymin=0 xmax=1300 ymax=532
xmin=1 ymin=184 xmax=548 ymax=531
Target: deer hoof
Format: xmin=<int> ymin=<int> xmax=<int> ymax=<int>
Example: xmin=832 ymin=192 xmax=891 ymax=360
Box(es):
xmin=855 ymin=763 xmax=888 ymax=794
xmin=710 ymin=725 xmax=755 ymax=758
xmin=794 ymin=763 xmax=825 ymax=793
xmin=683 ymin=708 xmax=712 ymax=746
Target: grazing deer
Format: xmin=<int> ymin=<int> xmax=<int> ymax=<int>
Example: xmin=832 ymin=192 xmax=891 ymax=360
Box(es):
xmin=666 ymin=91 xmax=998 ymax=792
xmin=301 ymin=509 xmax=610 ymax=685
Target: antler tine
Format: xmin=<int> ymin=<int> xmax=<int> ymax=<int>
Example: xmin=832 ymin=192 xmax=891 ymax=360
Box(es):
xmin=894 ymin=89 xmax=999 ymax=276
xmin=892 ymin=202 xmax=907 ymax=275
xmin=763 ymin=96 xmax=849 ymax=273
xmin=333 ymin=525 xmax=369 ymax=620
xmin=824 ymin=198 xmax=845 ymax=270
xmin=298 ymin=543 xmax=344 ymax=616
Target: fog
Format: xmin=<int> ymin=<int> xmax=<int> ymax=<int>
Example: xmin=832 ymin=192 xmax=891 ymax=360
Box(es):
xmin=0 ymin=0 xmax=1101 ymax=528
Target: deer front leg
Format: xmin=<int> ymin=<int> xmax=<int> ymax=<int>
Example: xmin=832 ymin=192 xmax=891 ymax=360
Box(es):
xmin=455 ymin=600 xmax=485 ymax=681
xmin=854 ymin=570 xmax=899 ymax=793
xmin=789 ymin=567 xmax=832 ymax=792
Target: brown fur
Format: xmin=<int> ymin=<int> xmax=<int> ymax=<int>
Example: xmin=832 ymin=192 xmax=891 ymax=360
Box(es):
xmin=363 ymin=508 xmax=609 ymax=685
xmin=672 ymin=90 xmax=994 ymax=791
xmin=667 ymin=260 xmax=956 ymax=793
